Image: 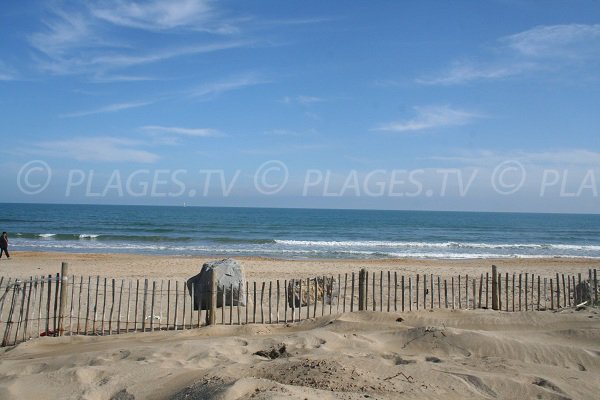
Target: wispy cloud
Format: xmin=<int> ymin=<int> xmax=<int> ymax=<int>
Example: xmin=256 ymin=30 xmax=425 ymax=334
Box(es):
xmin=432 ymin=149 xmax=600 ymax=167
xmin=90 ymin=0 xmax=238 ymax=33
xmin=62 ymin=101 xmax=153 ymax=118
xmin=189 ymin=74 xmax=268 ymax=98
xmin=416 ymin=62 xmax=535 ymax=85
xmin=373 ymin=105 xmax=480 ymax=132
xmin=31 ymin=137 xmax=159 ymax=163
xmin=0 ymin=61 xmax=17 ymax=81
xmin=28 ymin=1 xmax=249 ymax=76
xmin=140 ymin=125 xmax=220 ymax=137
xmin=263 ymin=128 xmax=317 ymax=137
xmin=503 ymin=24 xmax=600 ymax=58
xmin=418 ymin=23 xmax=600 ymax=85
xmin=282 ymin=95 xmax=325 ymax=105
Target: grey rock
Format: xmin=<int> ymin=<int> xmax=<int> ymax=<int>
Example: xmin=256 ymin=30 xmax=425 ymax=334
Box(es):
xmin=186 ymin=258 xmax=247 ymax=310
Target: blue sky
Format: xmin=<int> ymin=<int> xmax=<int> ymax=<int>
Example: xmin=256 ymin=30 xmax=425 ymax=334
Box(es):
xmin=1 ymin=0 xmax=600 ymax=212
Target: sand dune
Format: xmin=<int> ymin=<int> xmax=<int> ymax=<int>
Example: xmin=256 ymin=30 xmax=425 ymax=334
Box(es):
xmin=1 ymin=308 xmax=599 ymax=399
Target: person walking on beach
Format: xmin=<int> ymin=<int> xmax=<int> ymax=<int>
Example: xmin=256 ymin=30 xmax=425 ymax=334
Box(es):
xmin=0 ymin=232 xmax=9 ymax=259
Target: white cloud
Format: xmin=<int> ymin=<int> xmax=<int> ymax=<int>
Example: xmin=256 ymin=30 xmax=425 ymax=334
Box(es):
xmin=417 ymin=61 xmax=535 ymax=85
xmin=504 ymin=24 xmax=600 ymax=58
xmin=0 ymin=61 xmax=17 ymax=81
xmin=263 ymin=128 xmax=317 ymax=137
xmin=282 ymin=95 xmax=325 ymax=105
xmin=140 ymin=125 xmax=220 ymax=137
xmin=28 ymin=2 xmax=248 ymax=76
xmin=62 ymin=101 xmax=153 ymax=118
xmin=90 ymin=0 xmax=236 ymax=33
xmin=432 ymin=149 xmax=600 ymax=167
xmin=32 ymin=137 xmax=159 ymax=163
xmin=189 ymin=74 xmax=267 ymax=98
xmin=374 ymin=106 xmax=480 ymax=132
xmin=418 ymin=23 xmax=600 ymax=85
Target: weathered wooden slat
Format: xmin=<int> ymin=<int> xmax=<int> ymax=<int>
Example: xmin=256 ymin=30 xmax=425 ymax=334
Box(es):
xmin=227 ymin=283 xmax=232 ymax=325
xmin=24 ymin=277 xmax=36 ymax=341
xmin=284 ymin=280 xmax=288 ymax=323
xmin=76 ymin=276 xmax=83 ymax=335
xmin=100 ymin=278 xmax=107 ymax=335
xmin=269 ymin=281 xmax=272 ymax=324
xmin=150 ymin=281 xmax=156 ymax=332
xmin=478 ymin=274 xmax=483 ymax=308
xmin=253 ymin=282 xmax=257 ymax=324
xmin=173 ymin=280 xmax=178 ymax=330
xmin=142 ymin=279 xmax=149 ymax=332
xmin=342 ymin=274 xmax=348 ymax=314
xmin=276 ymin=280 xmax=280 ymax=323
xmin=431 ymin=274 xmax=435 ymax=310
xmin=486 ymin=272 xmax=489 ymax=309
xmin=401 ymin=275 xmax=405 ymax=312
xmin=183 ymin=280 xmax=188 ymax=328
xmin=126 ymin=280 xmax=132 ymax=333
xmin=350 ymin=273 xmax=355 ymax=313
xmin=134 ymin=279 xmax=140 ymax=332
xmin=416 ymin=274 xmax=420 ymax=310
xmin=46 ymin=275 xmax=52 ymax=336
xmin=562 ymin=274 xmax=566 ymax=308
xmin=451 ymin=276 xmax=455 ymax=310
xmin=306 ymin=278 xmax=310 ymax=320
xmin=437 ymin=275 xmax=441 ymax=309
xmin=556 ymin=273 xmax=561 ymax=309
xmin=457 ymin=275 xmax=461 ymax=309
xmin=53 ymin=273 xmax=60 ymax=335
xmin=84 ymin=277 xmax=92 ymax=335
xmin=237 ymin=282 xmax=241 ymax=325
xmin=108 ymin=278 xmax=115 ymax=335
xmin=550 ymin=278 xmax=554 ymax=310
xmin=409 ymin=276 xmax=413 ymax=311
xmin=221 ymin=284 xmax=225 ymax=325
xmin=166 ymin=280 xmax=171 ymax=330
xmin=67 ymin=275 xmax=75 ymax=336
xmin=465 ymin=275 xmax=469 ymax=310
xmin=444 ymin=279 xmax=448 ymax=308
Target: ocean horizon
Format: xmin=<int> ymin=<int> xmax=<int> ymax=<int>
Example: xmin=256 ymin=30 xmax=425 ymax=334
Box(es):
xmin=2 ymin=202 xmax=600 ymax=260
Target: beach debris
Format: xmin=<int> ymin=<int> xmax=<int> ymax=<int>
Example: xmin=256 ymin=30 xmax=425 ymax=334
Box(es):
xmin=110 ymin=388 xmax=135 ymax=400
xmin=254 ymin=344 xmax=287 ymax=359
xmin=186 ymin=258 xmax=247 ymax=310
xmin=574 ymin=281 xmax=592 ymax=305
xmin=144 ymin=315 xmax=161 ymax=320
xmin=287 ymin=276 xmax=338 ymax=308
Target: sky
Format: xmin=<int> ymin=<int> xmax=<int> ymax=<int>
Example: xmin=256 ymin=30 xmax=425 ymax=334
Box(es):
xmin=1 ymin=0 xmax=600 ymax=213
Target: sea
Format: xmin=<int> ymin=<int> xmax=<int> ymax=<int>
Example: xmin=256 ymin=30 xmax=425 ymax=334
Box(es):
xmin=1 ymin=203 xmax=600 ymax=259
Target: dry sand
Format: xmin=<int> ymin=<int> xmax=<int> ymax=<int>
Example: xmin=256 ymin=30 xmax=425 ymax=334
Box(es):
xmin=1 ymin=309 xmax=599 ymax=399
xmin=1 ymin=252 xmax=599 ymax=399
xmin=1 ymin=251 xmax=598 ymax=281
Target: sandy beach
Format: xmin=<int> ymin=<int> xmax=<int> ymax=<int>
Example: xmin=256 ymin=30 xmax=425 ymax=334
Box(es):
xmin=0 ymin=252 xmax=599 ymax=399
xmin=1 ymin=307 xmax=599 ymax=399
xmin=1 ymin=251 xmax=598 ymax=281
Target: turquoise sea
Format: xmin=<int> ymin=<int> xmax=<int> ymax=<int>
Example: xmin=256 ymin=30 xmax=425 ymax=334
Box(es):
xmin=1 ymin=203 xmax=600 ymax=259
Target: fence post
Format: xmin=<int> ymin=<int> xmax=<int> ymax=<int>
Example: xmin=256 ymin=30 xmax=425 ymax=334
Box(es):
xmin=358 ymin=268 xmax=366 ymax=311
xmin=209 ymin=269 xmax=217 ymax=325
xmin=58 ymin=262 xmax=69 ymax=336
xmin=491 ymin=265 xmax=498 ymax=310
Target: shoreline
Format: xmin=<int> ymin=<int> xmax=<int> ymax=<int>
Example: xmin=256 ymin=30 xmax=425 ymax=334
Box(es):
xmin=1 ymin=250 xmax=597 ymax=281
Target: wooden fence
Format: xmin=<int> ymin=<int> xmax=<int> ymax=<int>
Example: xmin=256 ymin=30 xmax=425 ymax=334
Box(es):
xmin=1 ymin=264 xmax=597 ymax=347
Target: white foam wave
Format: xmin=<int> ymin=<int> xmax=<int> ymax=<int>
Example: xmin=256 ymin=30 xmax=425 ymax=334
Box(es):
xmin=38 ymin=233 xmax=56 ymax=238
xmin=274 ymin=240 xmax=600 ymax=251
xmin=79 ymin=234 xmax=99 ymax=239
